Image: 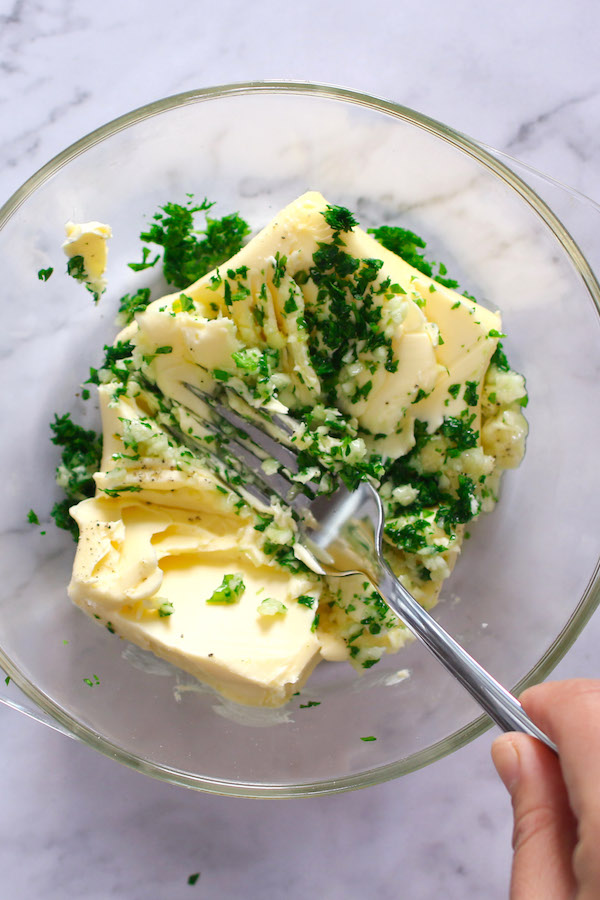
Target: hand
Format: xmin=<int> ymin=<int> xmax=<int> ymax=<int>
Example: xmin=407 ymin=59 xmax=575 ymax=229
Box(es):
xmin=491 ymin=678 xmax=600 ymax=899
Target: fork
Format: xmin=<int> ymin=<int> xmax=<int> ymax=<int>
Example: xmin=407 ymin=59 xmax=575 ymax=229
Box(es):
xmin=179 ymin=381 xmax=556 ymax=751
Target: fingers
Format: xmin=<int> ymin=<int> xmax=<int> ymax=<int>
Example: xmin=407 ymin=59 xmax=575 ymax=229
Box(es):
xmin=519 ymin=679 xmax=600 ymax=822
xmin=492 ymin=732 xmax=577 ymax=899
xmin=519 ymin=679 xmax=600 ymax=892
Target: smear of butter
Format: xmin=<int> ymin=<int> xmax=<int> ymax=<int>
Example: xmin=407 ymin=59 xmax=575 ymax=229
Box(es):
xmin=63 ymin=220 xmax=112 ymax=301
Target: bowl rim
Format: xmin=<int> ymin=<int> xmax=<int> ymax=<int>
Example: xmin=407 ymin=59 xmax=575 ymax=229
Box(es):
xmin=1 ymin=79 xmax=599 ymax=798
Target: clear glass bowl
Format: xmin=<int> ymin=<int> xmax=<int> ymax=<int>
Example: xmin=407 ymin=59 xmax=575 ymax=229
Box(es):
xmin=1 ymin=82 xmax=599 ymax=797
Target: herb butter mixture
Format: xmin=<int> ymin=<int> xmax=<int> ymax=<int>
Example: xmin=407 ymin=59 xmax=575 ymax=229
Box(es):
xmin=58 ymin=192 xmax=527 ymax=707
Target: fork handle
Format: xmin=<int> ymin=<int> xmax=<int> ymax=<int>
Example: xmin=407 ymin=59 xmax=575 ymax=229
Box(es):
xmin=376 ymin=564 xmax=557 ymax=752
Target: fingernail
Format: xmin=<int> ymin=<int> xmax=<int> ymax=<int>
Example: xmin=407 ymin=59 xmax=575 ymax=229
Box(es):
xmin=491 ymin=736 xmax=521 ymax=794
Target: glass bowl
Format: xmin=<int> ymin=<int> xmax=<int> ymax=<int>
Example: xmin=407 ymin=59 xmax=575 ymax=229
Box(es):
xmin=1 ymin=82 xmax=599 ymax=798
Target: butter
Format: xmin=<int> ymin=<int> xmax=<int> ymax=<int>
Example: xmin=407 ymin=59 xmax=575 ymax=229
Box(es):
xmin=63 ymin=220 xmax=112 ymax=300
xmin=67 ymin=192 xmax=526 ymax=705
xmin=69 ymin=497 xmax=321 ymax=706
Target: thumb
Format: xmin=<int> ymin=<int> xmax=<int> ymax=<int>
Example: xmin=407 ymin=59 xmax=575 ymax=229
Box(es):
xmin=491 ymin=733 xmax=577 ymax=900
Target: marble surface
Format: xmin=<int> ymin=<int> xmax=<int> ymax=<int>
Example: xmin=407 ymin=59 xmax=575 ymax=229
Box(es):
xmin=1 ymin=0 xmax=599 ymax=897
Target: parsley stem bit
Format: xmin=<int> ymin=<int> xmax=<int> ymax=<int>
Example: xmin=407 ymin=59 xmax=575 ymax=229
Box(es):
xmin=175 ymin=379 xmax=556 ymax=752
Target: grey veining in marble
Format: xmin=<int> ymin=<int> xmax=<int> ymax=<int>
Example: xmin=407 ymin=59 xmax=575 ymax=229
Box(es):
xmin=1 ymin=0 xmax=599 ymax=898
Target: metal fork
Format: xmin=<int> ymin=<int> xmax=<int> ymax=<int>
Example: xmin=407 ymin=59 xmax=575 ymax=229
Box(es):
xmin=179 ymin=381 xmax=556 ymax=751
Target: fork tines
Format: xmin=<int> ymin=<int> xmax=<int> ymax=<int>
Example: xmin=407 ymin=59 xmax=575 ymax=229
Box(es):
xmin=178 ymin=381 xmax=322 ymax=511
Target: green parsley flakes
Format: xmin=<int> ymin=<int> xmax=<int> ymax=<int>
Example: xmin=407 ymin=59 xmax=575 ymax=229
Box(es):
xmin=117 ymin=287 xmax=152 ymax=326
xmin=188 ymin=873 xmax=201 ymax=886
xmin=38 ymin=267 xmax=53 ymax=281
xmin=360 ymin=735 xmax=377 ymax=742
xmin=323 ymin=204 xmax=358 ymax=233
xmin=139 ymin=198 xmax=250 ymax=290
xmin=173 ymin=293 xmax=195 ymax=313
xmin=490 ymin=342 xmax=510 ymax=371
xmin=66 ymin=255 xmax=86 ymax=281
xmin=464 ymin=381 xmax=479 ymax=406
xmin=128 ymin=247 xmax=159 ymax=272
xmin=49 ymin=412 xmax=103 ymax=541
xmin=232 ymin=348 xmax=261 ymax=371
xmin=206 ymin=574 xmax=245 ymax=605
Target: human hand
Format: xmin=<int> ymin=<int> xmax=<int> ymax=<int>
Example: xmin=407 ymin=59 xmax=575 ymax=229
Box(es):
xmin=492 ymin=678 xmax=600 ymax=899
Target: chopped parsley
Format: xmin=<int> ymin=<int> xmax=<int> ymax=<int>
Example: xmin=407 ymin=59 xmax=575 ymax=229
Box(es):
xmin=140 ymin=198 xmax=250 ymax=289
xmin=232 ymin=348 xmax=261 ymax=371
xmin=272 ymin=252 xmax=287 ymax=287
xmin=323 ymin=204 xmax=358 ymax=232
xmin=490 ymin=341 xmax=510 ymax=371
xmin=128 ymin=247 xmax=159 ymax=272
xmin=412 ymin=388 xmax=430 ymax=404
xmin=99 ymin=485 xmax=142 ymax=498
xmin=86 ymin=340 xmax=134 ymax=390
xmin=441 ymin=414 xmax=478 ymax=457
xmin=173 ymin=293 xmax=195 ymax=313
xmin=283 ymin=292 xmax=298 ymax=314
xmin=49 ymin=413 xmax=102 ymax=540
xmin=436 ymin=474 xmax=479 ymax=530
xmin=350 ymin=380 xmax=373 ymax=404
xmin=368 ymin=225 xmax=459 ymax=289
xmin=385 ymin=518 xmax=429 ymax=553
xmin=464 ymin=381 xmax=479 ymax=406
xmin=66 ymin=255 xmax=102 ymax=302
xmin=206 ymin=574 xmax=245 ymax=605
xmin=299 ymin=700 xmax=321 ymax=708
xmin=66 ymin=255 xmax=85 ymax=281
xmin=188 ymin=874 xmax=201 ymax=886
xmin=117 ymin=287 xmax=152 ymax=326
xmin=38 ymin=267 xmax=53 ymax=281
xmin=360 ymin=735 xmax=377 ymax=742
xmin=27 ymin=509 xmax=40 ymax=525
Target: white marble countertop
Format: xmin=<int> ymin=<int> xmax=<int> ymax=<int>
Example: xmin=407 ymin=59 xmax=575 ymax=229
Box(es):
xmin=1 ymin=1 xmax=599 ymax=897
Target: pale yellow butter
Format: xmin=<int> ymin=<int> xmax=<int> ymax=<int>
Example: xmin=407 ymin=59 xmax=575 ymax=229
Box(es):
xmin=69 ymin=497 xmax=321 ymax=706
xmin=63 ymin=220 xmax=112 ymax=299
